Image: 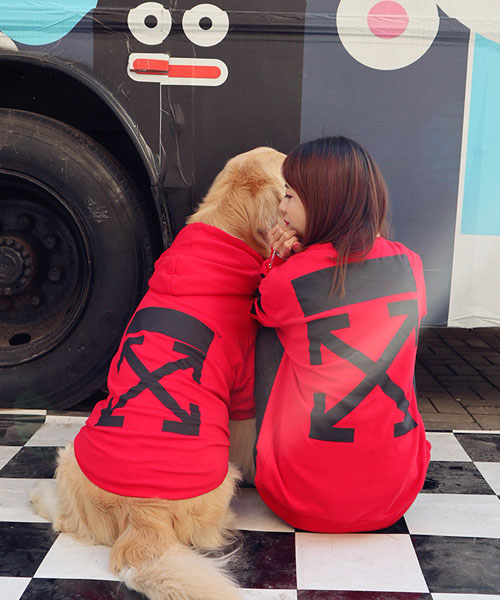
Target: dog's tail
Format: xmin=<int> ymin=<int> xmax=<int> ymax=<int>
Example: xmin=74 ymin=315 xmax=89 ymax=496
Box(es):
xmin=119 ymin=543 xmax=242 ymax=600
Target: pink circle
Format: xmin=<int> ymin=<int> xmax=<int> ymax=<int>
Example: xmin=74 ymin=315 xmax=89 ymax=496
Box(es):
xmin=367 ymin=1 xmax=409 ymax=39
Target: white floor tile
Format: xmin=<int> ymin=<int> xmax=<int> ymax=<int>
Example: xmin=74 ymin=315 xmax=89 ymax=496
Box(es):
xmin=0 ymin=479 xmax=49 ymax=523
xmin=432 ymin=595 xmax=500 ymax=600
xmin=233 ymin=488 xmax=294 ymax=532
xmin=34 ymin=533 xmax=119 ymax=581
xmin=0 ymin=577 xmax=31 ymax=600
xmin=475 ymin=462 xmax=500 ymax=494
xmin=25 ymin=417 xmax=87 ymax=447
xmin=0 ymin=409 xmax=46 ymax=416
xmin=295 ymin=533 xmax=428 ymax=592
xmin=405 ymin=494 xmax=500 ymax=538
xmin=0 ymin=446 xmax=21 ymax=470
xmin=453 ymin=430 xmax=500 ymax=434
xmin=242 ymin=590 xmax=297 ymax=599
xmin=45 ymin=415 xmax=89 ymax=425
xmin=426 ymin=432 xmax=472 ymax=462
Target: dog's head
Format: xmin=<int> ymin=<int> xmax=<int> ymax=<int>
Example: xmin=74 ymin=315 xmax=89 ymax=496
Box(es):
xmin=187 ymin=147 xmax=285 ymax=258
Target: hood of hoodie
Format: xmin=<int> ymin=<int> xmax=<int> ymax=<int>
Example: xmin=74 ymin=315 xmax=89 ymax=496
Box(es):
xmin=148 ymin=223 xmax=264 ymax=297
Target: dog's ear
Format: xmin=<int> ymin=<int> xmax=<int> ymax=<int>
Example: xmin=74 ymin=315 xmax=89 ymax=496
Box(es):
xmin=187 ymin=148 xmax=285 ymax=258
xmin=250 ymin=176 xmax=284 ymax=257
xmin=223 ymin=151 xmax=284 ymax=258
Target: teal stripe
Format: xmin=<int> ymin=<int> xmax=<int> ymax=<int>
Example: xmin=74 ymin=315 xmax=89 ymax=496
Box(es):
xmin=462 ymin=34 xmax=500 ymax=236
xmin=0 ymin=1 xmax=97 ymax=46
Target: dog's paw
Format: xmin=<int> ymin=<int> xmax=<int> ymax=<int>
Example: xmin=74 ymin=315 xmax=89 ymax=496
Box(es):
xmin=30 ymin=479 xmax=57 ymax=522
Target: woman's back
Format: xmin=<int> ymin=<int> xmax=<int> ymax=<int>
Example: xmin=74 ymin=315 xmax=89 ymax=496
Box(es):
xmin=253 ymin=237 xmax=430 ymax=532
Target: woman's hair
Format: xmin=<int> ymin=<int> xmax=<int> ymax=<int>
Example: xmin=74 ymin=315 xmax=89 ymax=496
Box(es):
xmin=282 ymin=136 xmax=390 ymax=296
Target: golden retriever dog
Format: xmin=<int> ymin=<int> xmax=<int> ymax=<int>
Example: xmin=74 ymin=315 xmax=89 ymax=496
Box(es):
xmin=30 ymin=146 xmax=285 ymax=600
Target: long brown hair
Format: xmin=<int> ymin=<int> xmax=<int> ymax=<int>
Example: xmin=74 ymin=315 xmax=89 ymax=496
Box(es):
xmin=282 ymin=136 xmax=390 ymax=296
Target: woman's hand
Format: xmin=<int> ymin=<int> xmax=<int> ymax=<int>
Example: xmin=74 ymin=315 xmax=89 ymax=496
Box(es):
xmin=268 ymin=223 xmax=304 ymax=259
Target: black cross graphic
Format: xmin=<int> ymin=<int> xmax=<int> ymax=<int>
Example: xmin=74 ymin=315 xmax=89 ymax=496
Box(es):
xmin=96 ymin=307 xmax=214 ymax=436
xmin=307 ymin=299 xmax=419 ymax=442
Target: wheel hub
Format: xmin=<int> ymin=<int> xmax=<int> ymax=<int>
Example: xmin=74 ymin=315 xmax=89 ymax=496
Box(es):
xmin=0 ymin=234 xmax=36 ymax=295
xmin=0 ymin=172 xmax=91 ymax=367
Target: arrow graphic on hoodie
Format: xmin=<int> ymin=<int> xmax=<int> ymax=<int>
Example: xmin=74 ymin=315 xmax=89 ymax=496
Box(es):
xmin=96 ymin=307 xmax=214 ymax=436
xmin=307 ymin=299 xmax=419 ymax=442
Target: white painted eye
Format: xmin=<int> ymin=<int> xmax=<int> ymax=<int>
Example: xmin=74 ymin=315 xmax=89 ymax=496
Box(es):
xmin=128 ymin=2 xmax=172 ymax=46
xmin=337 ymin=0 xmax=439 ymax=70
xmin=437 ymin=1 xmax=500 ymax=44
xmin=182 ymin=4 xmax=229 ymax=47
xmin=0 ymin=32 xmax=17 ymax=51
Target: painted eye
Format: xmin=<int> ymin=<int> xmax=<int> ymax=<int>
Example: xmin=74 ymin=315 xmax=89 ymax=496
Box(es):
xmin=437 ymin=0 xmax=500 ymax=44
xmin=337 ymin=0 xmax=439 ymax=70
xmin=128 ymin=2 xmax=172 ymax=45
xmin=182 ymin=4 xmax=229 ymax=47
xmin=0 ymin=32 xmax=17 ymax=51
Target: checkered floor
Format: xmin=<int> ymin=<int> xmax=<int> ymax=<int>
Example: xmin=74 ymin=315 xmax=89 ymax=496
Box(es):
xmin=1 ymin=411 xmax=499 ymax=600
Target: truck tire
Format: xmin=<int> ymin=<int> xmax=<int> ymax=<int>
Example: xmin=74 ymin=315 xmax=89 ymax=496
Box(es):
xmin=0 ymin=109 xmax=156 ymax=409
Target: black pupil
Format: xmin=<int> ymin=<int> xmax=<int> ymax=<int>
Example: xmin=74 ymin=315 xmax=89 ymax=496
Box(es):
xmin=145 ymin=15 xmax=158 ymax=28
xmin=199 ymin=17 xmax=212 ymax=30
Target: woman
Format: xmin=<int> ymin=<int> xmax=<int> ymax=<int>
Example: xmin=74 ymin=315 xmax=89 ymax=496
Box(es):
xmin=251 ymin=136 xmax=430 ymax=533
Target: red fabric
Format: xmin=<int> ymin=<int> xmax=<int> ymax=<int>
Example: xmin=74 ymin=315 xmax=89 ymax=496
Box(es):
xmin=75 ymin=223 xmax=261 ymax=499
xmin=252 ymin=237 xmax=430 ymax=532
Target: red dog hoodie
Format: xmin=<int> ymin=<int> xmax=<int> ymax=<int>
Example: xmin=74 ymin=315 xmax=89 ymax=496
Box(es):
xmin=75 ymin=223 xmax=260 ymax=499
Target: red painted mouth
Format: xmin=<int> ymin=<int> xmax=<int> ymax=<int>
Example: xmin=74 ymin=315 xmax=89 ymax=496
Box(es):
xmin=132 ymin=58 xmax=222 ymax=79
xmin=128 ymin=54 xmax=228 ymax=86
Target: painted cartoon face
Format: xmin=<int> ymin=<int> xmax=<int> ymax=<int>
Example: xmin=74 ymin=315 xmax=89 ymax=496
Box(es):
xmin=127 ymin=2 xmax=228 ymax=86
xmin=337 ymin=0 xmax=500 ymax=70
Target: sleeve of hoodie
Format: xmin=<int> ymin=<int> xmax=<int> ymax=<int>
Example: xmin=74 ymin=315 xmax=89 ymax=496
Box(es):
xmin=228 ymin=347 xmax=257 ymax=420
xmin=251 ymin=261 xmax=298 ymax=329
xmin=408 ymin=249 xmax=427 ymax=323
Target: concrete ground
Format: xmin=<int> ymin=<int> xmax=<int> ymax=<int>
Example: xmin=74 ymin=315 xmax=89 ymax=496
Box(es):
xmin=416 ymin=327 xmax=500 ymax=431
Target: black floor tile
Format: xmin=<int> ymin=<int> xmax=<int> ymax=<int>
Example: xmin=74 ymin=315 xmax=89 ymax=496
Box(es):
xmin=423 ymin=461 xmax=496 ymax=494
xmin=296 ymin=518 xmax=409 ymax=536
xmin=411 ymin=535 xmax=500 ymax=594
xmin=0 ymin=415 xmax=45 ymax=446
xmin=298 ymin=593 xmax=432 ymax=600
xmin=455 ymin=433 xmax=500 ymax=462
xmin=21 ymin=578 xmax=144 ymax=599
xmin=0 ymin=522 xmax=58 ymax=577
xmin=364 ymin=517 xmax=410 ymax=534
xmin=0 ymin=446 xmax=59 ymax=478
xmin=232 ymin=531 xmax=296 ymax=589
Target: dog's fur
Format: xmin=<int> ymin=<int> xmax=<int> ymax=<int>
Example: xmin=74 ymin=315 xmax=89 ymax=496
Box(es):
xmin=30 ymin=146 xmax=285 ymax=600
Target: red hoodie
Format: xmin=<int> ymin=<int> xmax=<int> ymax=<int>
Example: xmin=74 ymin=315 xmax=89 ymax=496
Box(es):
xmin=74 ymin=223 xmax=260 ymax=500
xmin=251 ymin=237 xmax=431 ymax=532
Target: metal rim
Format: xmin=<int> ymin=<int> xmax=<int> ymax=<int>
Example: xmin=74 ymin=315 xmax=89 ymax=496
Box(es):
xmin=0 ymin=171 xmax=92 ymax=366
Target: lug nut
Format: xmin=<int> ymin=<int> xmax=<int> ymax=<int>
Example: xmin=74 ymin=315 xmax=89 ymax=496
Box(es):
xmin=31 ymin=296 xmax=40 ymax=306
xmin=4 ymin=287 xmax=12 ymax=295
xmin=48 ymin=267 xmax=61 ymax=282
xmin=24 ymin=268 xmax=33 ymax=277
xmin=43 ymin=236 xmax=56 ymax=250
